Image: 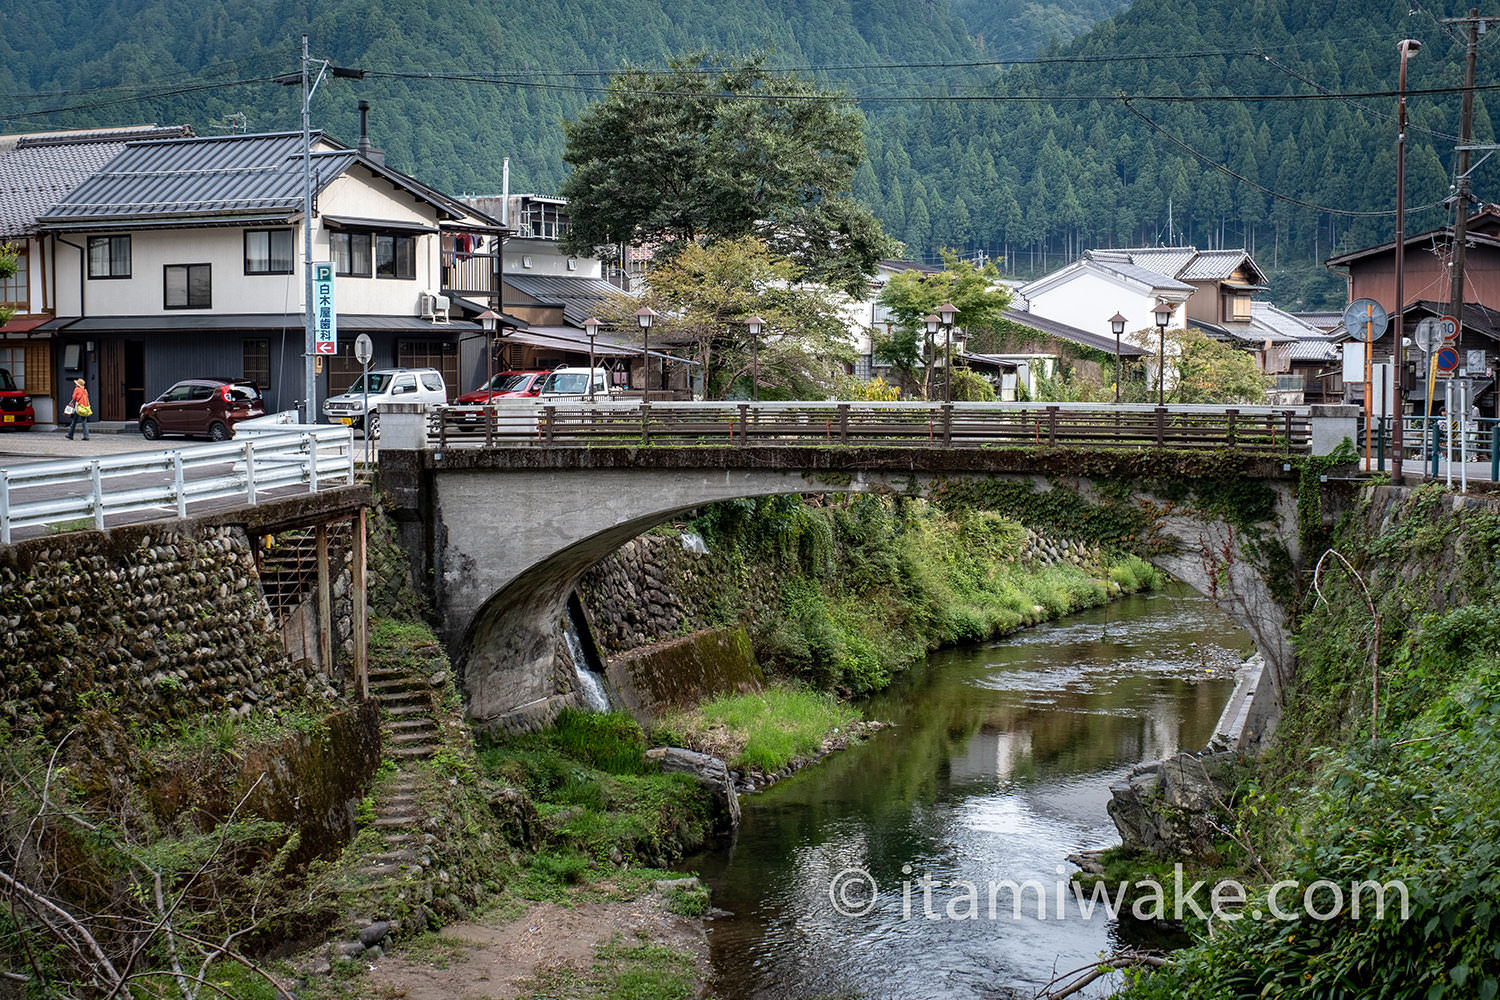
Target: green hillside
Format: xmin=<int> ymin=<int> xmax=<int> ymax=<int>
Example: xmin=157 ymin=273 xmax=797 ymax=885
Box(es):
xmin=2 ymin=0 xmax=1493 ymax=307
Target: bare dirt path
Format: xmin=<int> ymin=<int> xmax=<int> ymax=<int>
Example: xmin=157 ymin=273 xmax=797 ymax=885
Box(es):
xmin=366 ymin=891 xmax=709 ymax=999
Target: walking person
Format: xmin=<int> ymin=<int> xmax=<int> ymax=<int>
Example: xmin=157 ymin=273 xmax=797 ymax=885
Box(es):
xmin=65 ymin=377 xmax=92 ymax=440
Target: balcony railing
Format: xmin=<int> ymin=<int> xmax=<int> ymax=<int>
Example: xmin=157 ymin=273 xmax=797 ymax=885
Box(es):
xmin=440 ymin=250 xmax=500 ymax=297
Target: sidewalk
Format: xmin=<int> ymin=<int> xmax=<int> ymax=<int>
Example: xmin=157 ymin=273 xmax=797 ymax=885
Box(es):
xmin=0 ymin=423 xmax=187 ymax=465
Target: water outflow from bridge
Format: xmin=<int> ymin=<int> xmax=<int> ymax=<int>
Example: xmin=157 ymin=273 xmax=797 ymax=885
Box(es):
xmin=563 ymin=605 xmax=611 ymax=713
xmin=684 ymin=586 xmax=1250 ymax=999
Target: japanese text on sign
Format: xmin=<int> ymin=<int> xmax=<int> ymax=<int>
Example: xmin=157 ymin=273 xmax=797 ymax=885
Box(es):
xmin=313 ymin=263 xmax=337 ymax=355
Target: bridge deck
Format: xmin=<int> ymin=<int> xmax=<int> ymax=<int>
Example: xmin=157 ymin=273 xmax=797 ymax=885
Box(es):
xmin=432 ymin=401 xmax=1313 ymax=455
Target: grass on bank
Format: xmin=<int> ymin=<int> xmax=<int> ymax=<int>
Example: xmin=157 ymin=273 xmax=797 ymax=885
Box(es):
xmin=654 ymin=684 xmax=862 ymax=772
xmin=515 ymin=933 xmax=700 ymax=1000
xmin=477 ymin=709 xmax=718 ymax=885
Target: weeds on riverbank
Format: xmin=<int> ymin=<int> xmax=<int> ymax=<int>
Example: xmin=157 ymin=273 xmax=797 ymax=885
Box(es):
xmin=654 ymin=684 xmax=861 ymax=771
xmin=478 ymin=709 xmax=717 ymax=881
xmin=687 ymin=494 xmax=1163 ymax=695
xmin=1120 ymin=492 xmax=1500 ymax=999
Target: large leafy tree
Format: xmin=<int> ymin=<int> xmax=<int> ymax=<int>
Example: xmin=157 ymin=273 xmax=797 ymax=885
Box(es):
xmin=873 ymin=252 xmax=1011 ymax=399
xmin=591 ymin=236 xmax=854 ymax=399
xmin=1125 ymin=326 xmax=1270 ymax=404
xmin=559 ymin=52 xmax=892 ymax=297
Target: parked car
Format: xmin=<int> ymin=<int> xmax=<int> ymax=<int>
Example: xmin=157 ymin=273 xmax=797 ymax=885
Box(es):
xmin=454 ymin=370 xmax=548 ymax=405
xmin=0 ymin=367 xmax=34 ymax=430
xmin=139 ymin=378 xmax=265 ymax=441
xmin=537 ymin=367 xmax=612 ymax=399
xmin=322 ymin=367 xmax=447 ymax=437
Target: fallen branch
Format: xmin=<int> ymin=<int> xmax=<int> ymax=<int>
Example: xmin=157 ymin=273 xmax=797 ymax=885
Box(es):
xmin=1035 ymin=950 xmax=1168 ymax=999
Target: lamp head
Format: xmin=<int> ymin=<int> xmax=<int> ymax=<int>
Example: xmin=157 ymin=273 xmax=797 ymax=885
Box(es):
xmin=476 ymin=308 xmax=499 ymax=333
xmin=583 ymin=317 xmax=601 ymax=338
xmin=1152 ymin=301 xmax=1174 ymax=329
xmin=1109 ymin=312 xmax=1128 ymax=336
xmin=635 ymin=306 xmax=657 ymax=329
xmin=1398 ymin=38 xmax=1422 ymax=57
xmin=745 ymin=315 xmax=764 ymax=337
xmin=924 ymin=314 xmax=941 ymax=336
xmin=937 ymin=302 xmax=958 ymax=326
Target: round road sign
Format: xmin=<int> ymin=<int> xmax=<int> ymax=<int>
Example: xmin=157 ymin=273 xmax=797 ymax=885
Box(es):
xmin=355 ymin=333 xmax=374 ymax=366
xmin=1435 ymin=346 xmax=1460 ymax=374
xmin=1343 ymin=298 xmax=1388 ymax=342
xmin=1413 ymin=317 xmax=1445 ymax=354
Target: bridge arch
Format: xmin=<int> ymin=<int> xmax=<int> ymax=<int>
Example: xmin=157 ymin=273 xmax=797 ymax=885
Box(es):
xmin=388 ymin=446 xmax=1311 ymax=739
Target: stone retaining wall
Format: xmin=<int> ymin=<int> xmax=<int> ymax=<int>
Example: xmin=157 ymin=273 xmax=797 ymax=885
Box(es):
xmin=0 ymin=522 xmax=339 ymax=736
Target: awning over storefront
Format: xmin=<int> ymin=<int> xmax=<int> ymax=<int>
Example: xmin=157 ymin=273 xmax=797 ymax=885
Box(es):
xmin=509 ymin=325 xmax=698 ymax=364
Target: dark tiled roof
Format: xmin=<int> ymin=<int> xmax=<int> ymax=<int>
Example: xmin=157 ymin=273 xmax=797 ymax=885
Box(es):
xmin=504 ymin=273 xmax=626 ymax=325
xmin=0 ymin=125 xmax=192 ymax=236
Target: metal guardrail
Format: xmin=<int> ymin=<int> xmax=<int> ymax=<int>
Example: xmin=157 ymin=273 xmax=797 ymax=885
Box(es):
xmin=1359 ymin=415 xmax=1500 ymax=483
xmin=431 ymin=400 xmax=1313 ymax=455
xmin=0 ymin=418 xmax=355 ymax=544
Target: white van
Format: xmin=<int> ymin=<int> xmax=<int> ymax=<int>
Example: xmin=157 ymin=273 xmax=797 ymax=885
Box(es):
xmin=536 ymin=367 xmax=612 ymax=399
xmin=323 ymin=367 xmax=447 ymax=437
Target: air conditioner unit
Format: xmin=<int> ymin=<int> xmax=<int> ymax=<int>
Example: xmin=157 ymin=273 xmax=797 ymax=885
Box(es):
xmin=418 ymin=291 xmax=450 ymax=323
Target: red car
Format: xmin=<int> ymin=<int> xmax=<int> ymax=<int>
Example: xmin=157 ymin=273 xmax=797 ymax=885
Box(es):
xmin=139 ymin=378 xmax=266 ymax=441
xmin=0 ymin=367 xmax=34 ymax=430
xmin=454 ymin=370 xmax=548 ymax=404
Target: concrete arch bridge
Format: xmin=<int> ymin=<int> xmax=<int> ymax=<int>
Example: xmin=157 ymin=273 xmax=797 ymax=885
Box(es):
xmin=377 ymin=403 xmax=1358 ymax=742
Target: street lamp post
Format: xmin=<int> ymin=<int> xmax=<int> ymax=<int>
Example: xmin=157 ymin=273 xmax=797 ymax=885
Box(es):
xmin=635 ymin=306 xmax=657 ymax=403
xmin=1152 ymin=300 xmax=1174 ymax=406
xmin=1392 ymin=37 xmax=1422 ymax=482
xmin=923 ymin=313 xmax=941 ymax=400
xmin=937 ymin=302 xmax=958 ymax=404
xmin=744 ymin=315 xmax=764 ymax=402
xmin=476 ymin=308 xmax=499 ymax=400
xmin=1109 ymin=312 xmax=1127 ymax=403
xmin=583 ymin=317 xmax=601 ymax=401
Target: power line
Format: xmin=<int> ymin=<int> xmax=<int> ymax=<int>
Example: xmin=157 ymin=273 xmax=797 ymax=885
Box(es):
xmin=1123 ymin=99 xmax=1449 ymax=218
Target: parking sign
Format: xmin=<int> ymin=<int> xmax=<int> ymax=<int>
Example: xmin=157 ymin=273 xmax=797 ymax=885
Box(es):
xmin=313 ymin=263 xmax=337 ymax=355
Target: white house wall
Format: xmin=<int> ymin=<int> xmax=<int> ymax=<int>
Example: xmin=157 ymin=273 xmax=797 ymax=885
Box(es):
xmin=51 ymin=180 xmax=447 ymax=320
xmin=1022 ymin=270 xmax=1171 ymax=338
xmin=505 ymin=238 xmax=603 ymax=279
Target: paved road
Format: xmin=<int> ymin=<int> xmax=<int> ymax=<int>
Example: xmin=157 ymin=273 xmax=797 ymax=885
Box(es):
xmin=0 ymin=422 xmax=377 ymax=468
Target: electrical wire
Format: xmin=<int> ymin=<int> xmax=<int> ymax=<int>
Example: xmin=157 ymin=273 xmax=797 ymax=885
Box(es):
xmin=1123 ymin=99 xmax=1449 ymax=218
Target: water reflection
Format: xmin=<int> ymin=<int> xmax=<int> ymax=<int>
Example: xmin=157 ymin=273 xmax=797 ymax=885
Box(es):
xmin=688 ymin=587 xmax=1249 ymax=1000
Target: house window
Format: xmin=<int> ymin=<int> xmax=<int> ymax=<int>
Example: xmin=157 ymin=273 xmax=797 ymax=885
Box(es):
xmin=375 ymin=234 xmax=415 ymax=279
xmin=0 ymin=245 xmax=26 ymax=311
xmin=87 ymin=235 xmax=131 ymax=279
xmin=244 ymin=229 xmax=294 ymax=274
xmin=1230 ymin=293 xmax=1252 ymax=322
xmin=243 ymin=339 xmax=270 ymax=390
xmin=332 ymin=232 xmax=372 ymax=277
xmin=164 ymin=264 xmax=211 ymax=309
xmin=0 ymin=346 xmax=24 ymax=386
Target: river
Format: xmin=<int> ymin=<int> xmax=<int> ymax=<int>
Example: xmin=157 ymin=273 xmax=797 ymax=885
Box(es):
xmin=686 ymin=585 xmax=1250 ymax=1000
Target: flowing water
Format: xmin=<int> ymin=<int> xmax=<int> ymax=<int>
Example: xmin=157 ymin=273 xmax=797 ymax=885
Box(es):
xmin=687 ymin=586 xmax=1251 ymax=1000
xmin=563 ymin=617 xmax=612 ymax=712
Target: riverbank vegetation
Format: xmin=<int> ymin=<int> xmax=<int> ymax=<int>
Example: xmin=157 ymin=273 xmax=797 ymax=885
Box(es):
xmin=685 ymin=493 xmax=1163 ymax=696
xmin=654 ymin=685 xmax=861 ymax=772
xmin=1120 ymin=485 xmax=1500 ymax=999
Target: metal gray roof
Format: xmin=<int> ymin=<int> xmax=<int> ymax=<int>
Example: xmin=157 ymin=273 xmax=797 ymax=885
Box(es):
xmin=0 ymin=125 xmax=193 ymax=236
xmin=504 ymin=273 xmax=627 ymax=325
xmin=39 ymin=132 xmax=348 ymax=224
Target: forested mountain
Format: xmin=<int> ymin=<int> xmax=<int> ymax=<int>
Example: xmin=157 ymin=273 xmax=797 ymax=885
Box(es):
xmin=2 ymin=0 xmax=1495 ymax=307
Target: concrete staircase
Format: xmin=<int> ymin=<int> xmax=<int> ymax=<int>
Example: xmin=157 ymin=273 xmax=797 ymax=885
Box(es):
xmin=355 ymin=665 xmax=445 ymax=882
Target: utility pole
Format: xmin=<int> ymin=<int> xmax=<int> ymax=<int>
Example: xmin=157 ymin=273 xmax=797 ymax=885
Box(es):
xmin=1444 ymin=11 xmax=1496 ymax=321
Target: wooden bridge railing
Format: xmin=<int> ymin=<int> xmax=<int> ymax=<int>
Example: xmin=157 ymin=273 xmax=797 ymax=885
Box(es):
xmin=430 ymin=401 xmax=1314 ymax=455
